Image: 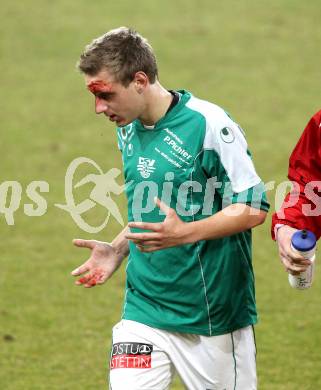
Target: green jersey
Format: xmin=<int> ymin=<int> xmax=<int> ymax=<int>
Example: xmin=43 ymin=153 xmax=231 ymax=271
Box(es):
xmin=117 ymin=90 xmax=269 ymax=336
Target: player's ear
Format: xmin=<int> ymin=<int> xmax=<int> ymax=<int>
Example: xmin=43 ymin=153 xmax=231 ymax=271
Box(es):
xmin=133 ymin=71 xmax=149 ymax=93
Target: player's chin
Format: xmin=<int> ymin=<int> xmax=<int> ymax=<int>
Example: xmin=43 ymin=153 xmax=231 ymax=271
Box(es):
xmin=116 ymin=118 xmax=131 ymax=127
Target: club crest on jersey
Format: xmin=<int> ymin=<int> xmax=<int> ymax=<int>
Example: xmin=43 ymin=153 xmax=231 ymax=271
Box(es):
xmin=137 ymin=157 xmax=156 ymax=178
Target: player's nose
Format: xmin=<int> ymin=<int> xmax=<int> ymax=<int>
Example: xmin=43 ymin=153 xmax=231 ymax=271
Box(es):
xmin=95 ymin=97 xmax=108 ymax=114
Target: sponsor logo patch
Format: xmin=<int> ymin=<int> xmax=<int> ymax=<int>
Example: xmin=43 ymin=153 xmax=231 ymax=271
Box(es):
xmin=110 ymin=342 xmax=153 ymax=369
xmin=220 ymin=127 xmax=235 ymax=143
xmin=163 ymin=135 xmax=193 ymax=160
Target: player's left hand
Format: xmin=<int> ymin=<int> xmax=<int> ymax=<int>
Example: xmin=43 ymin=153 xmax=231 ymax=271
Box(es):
xmin=125 ymin=198 xmax=189 ymax=252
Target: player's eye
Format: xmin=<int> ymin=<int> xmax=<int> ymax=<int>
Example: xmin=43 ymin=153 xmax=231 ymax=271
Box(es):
xmin=96 ymin=92 xmax=113 ymax=101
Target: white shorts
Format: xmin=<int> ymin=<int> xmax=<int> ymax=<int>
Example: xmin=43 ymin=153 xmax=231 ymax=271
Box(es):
xmin=109 ymin=320 xmax=257 ymax=390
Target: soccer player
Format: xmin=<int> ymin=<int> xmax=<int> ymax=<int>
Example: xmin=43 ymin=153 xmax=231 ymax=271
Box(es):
xmin=72 ymin=27 xmax=269 ymax=390
xmin=272 ymin=110 xmax=321 ymax=274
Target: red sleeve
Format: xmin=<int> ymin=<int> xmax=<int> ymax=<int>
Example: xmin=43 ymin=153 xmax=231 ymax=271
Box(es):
xmin=271 ymin=110 xmax=321 ymax=240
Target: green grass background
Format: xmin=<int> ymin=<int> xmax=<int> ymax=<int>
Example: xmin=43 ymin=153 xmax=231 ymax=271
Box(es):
xmin=1 ymin=0 xmax=321 ymax=389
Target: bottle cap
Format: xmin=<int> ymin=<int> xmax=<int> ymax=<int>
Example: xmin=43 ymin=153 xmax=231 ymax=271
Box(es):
xmin=291 ymin=229 xmax=316 ymax=252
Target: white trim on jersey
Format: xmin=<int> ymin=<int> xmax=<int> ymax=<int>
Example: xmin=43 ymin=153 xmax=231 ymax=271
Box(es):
xmin=186 ymin=96 xmax=261 ymax=193
xmin=190 ymin=149 xmax=212 ymax=336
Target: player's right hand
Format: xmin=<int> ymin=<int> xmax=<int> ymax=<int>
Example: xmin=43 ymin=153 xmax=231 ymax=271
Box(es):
xmin=276 ymin=225 xmax=312 ymax=275
xmin=71 ymin=239 xmax=121 ymax=288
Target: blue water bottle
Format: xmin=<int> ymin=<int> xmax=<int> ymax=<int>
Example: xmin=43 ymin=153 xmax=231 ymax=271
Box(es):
xmin=289 ymin=229 xmax=317 ymax=289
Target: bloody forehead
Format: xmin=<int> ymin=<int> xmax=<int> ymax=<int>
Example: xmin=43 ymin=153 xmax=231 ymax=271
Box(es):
xmin=87 ymin=80 xmax=114 ymax=94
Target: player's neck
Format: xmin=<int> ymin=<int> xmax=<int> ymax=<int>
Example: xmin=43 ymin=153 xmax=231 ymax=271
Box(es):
xmin=139 ymin=81 xmax=172 ymax=126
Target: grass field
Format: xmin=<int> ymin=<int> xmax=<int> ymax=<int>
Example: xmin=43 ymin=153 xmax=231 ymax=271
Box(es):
xmin=1 ymin=0 xmax=321 ymax=389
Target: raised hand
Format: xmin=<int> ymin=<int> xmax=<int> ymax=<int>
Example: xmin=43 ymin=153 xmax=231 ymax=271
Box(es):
xmin=126 ymin=197 xmax=189 ymax=252
xmin=71 ymin=239 xmax=122 ymax=288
